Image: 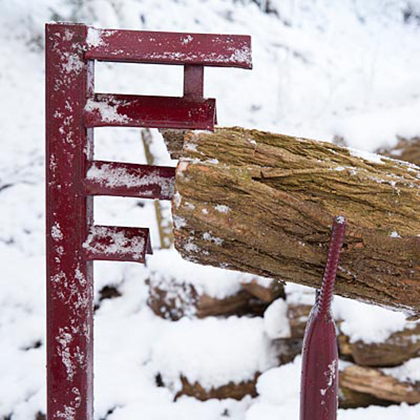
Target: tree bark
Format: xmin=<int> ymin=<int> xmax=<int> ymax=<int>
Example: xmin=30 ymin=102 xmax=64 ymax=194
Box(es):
xmin=172 ymin=127 xmax=420 ymax=314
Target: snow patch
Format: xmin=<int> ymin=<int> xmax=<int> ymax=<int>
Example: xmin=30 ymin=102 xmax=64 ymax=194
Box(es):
xmin=214 ymin=204 xmax=230 ymax=213
xmin=147 ymin=249 xmax=269 ymax=299
xmin=390 ymin=231 xmax=401 ymax=238
xmin=83 ymin=226 xmax=145 ymax=260
xmin=51 ymin=222 xmax=63 ymax=241
xmin=263 ymin=298 xmax=291 ymax=339
xmin=87 ymin=162 xmax=175 ymax=198
xmin=348 ymin=147 xmax=384 ymax=164
xmin=85 ymin=98 xmax=130 ymax=124
xmin=150 ymin=316 xmax=277 ymax=390
xmin=202 ymin=232 xmax=224 ymax=245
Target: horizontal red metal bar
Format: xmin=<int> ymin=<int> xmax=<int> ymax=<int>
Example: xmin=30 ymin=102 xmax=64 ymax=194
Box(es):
xmin=83 ymin=225 xmax=152 ymax=263
xmin=85 ymin=161 xmax=175 ymax=200
xmin=85 ymin=28 xmax=252 ymax=69
xmin=84 ymin=93 xmax=216 ymax=130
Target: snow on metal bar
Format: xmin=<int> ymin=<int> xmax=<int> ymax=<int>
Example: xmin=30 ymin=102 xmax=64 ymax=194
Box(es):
xmin=83 ymin=225 xmax=152 ymax=263
xmin=84 ymin=93 xmax=216 ymax=130
xmin=85 ymin=160 xmax=175 ymax=200
xmin=85 ymin=27 xmax=252 ymax=69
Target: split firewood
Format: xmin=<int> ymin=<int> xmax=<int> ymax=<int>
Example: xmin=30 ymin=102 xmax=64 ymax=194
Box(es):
xmin=147 ymin=277 xmax=267 ymax=320
xmin=378 ymin=137 xmax=420 ymax=167
xmin=287 ymin=303 xmax=312 ymax=339
xmin=145 ymin=249 xmax=274 ymax=320
xmin=159 ymin=129 xmax=187 ymax=159
xmin=172 ymin=127 xmax=420 ymax=314
xmin=337 ymin=323 xmax=420 ymax=367
xmin=175 ymin=374 xmax=258 ymax=401
xmin=339 ymin=365 xmax=420 ymax=404
xmin=339 ymin=386 xmax=392 ymax=409
xmin=240 ymin=277 xmax=284 ymax=303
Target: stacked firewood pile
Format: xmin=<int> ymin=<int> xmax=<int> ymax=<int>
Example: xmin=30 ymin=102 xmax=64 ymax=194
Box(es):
xmin=287 ymin=286 xmax=420 ymax=408
xmin=146 ymin=263 xmax=420 ymax=408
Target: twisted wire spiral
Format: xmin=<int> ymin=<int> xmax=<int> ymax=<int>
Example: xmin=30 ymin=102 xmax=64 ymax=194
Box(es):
xmin=318 ymin=216 xmax=347 ymax=315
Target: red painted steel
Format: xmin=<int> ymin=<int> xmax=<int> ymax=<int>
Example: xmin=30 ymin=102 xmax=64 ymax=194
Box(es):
xmin=46 ymin=22 xmax=252 ymax=420
xmin=85 ymin=161 xmax=176 ymax=200
xmin=300 ymin=216 xmax=347 ymax=420
xmin=85 ymin=28 xmax=252 ymax=68
xmin=83 ymin=225 xmax=152 ymax=263
xmin=84 ymin=93 xmax=216 ymax=130
xmin=46 ymin=23 xmax=94 ymax=419
xmin=184 ymin=65 xmax=204 ymax=101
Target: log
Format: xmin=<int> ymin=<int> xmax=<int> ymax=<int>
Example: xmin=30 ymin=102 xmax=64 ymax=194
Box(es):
xmin=172 ymin=127 xmax=420 ymax=314
xmin=174 ymin=374 xmax=258 ymax=401
xmin=340 ymin=365 xmax=420 ymax=404
xmin=240 ymin=277 xmax=284 ymax=303
xmin=287 ymin=303 xmax=312 ymax=339
xmin=337 ymin=323 xmax=420 ymax=367
xmin=145 ymin=250 xmax=278 ymax=320
xmin=146 ymin=278 xmax=268 ymax=320
xmin=338 ymin=386 xmax=392 ymax=409
xmin=378 ymin=137 xmax=420 ymax=167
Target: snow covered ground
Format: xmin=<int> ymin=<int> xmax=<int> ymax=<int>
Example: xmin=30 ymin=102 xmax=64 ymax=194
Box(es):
xmin=1 ymin=0 xmax=420 ymax=418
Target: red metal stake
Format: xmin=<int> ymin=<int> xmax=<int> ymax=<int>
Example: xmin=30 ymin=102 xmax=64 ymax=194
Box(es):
xmin=46 ymin=23 xmax=95 ymax=420
xmin=300 ymin=216 xmax=347 ymax=420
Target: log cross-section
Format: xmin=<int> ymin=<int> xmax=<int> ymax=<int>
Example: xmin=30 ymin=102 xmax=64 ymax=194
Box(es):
xmin=172 ymin=127 xmax=420 ymax=314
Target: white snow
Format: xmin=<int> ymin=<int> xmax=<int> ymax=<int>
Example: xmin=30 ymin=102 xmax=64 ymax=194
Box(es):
xmin=51 ymin=222 xmax=63 ymax=241
xmin=87 ymin=162 xmax=175 ymax=198
xmin=83 ymin=226 xmax=146 ymax=260
xmin=333 ymin=295 xmax=411 ymax=344
xmin=390 ymin=231 xmax=402 ymax=238
xmin=150 ymin=316 xmax=278 ymax=390
xmin=263 ymin=298 xmax=291 ymax=339
xmin=85 ymin=98 xmax=129 ymax=124
xmin=348 ymin=147 xmax=385 ymax=165
xmin=86 ymin=27 xmax=104 ymax=48
xmin=214 ymin=204 xmax=230 ymax=213
xmin=147 ymin=249 xmax=268 ymax=299
xmin=61 ymin=52 xmax=84 ymax=75
xmin=336 ymin=215 xmax=346 ymax=225
xmin=383 ymin=358 xmax=420 ymax=384
xmin=3 ymin=0 xmax=420 ymax=419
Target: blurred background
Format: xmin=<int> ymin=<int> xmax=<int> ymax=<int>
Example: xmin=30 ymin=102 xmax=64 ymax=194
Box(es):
xmin=1 ymin=0 xmax=420 ymax=419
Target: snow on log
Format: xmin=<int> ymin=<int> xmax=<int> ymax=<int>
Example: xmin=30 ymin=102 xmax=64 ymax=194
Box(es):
xmin=337 ymin=324 xmax=420 ymax=368
xmin=172 ymin=127 xmax=420 ymax=314
xmin=340 ymin=364 xmax=420 ymax=404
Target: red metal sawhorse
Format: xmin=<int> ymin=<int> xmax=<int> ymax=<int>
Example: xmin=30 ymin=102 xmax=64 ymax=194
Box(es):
xmin=45 ymin=23 xmax=251 ymax=419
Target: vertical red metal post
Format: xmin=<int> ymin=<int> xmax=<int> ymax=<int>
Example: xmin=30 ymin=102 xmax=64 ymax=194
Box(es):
xmin=300 ymin=216 xmax=347 ymax=420
xmin=46 ymin=23 xmax=94 ymax=420
xmin=184 ymin=65 xmax=204 ymax=101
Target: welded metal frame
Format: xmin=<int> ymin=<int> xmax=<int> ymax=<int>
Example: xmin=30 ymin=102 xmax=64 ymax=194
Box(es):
xmin=45 ymin=22 xmax=251 ymax=419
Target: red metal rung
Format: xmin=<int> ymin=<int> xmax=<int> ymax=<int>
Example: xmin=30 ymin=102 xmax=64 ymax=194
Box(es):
xmin=83 ymin=225 xmax=152 ymax=263
xmin=85 ymin=160 xmax=175 ymax=200
xmin=84 ymin=93 xmax=216 ymax=130
xmin=85 ymin=28 xmax=252 ymax=69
